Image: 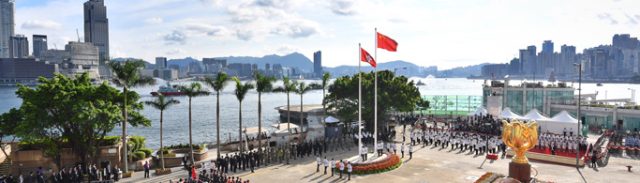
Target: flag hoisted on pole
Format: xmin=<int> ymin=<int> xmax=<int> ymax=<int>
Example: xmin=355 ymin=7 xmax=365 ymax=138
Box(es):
xmin=359 ymin=45 xmax=375 ymax=157
xmin=374 ymin=27 xmax=378 ymax=156
xmin=358 ymin=43 xmax=362 ymax=156
xmin=373 ymin=29 xmax=397 ymax=156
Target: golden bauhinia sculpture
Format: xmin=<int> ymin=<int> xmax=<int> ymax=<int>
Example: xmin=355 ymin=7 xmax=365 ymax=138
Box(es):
xmin=502 ymin=120 xmax=538 ymax=164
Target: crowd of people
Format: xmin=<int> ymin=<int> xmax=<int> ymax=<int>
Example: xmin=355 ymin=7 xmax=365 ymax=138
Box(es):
xmin=452 ymin=115 xmax=503 ymax=136
xmin=536 ymin=132 xmax=589 ymax=155
xmin=168 ymin=136 xmax=355 ymax=183
xmin=0 ymin=162 xmax=122 ymax=183
xmin=408 ymin=127 xmax=506 ymax=156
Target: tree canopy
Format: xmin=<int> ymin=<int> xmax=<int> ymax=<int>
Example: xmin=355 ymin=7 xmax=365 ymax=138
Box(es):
xmin=1 ymin=73 xmax=150 ymax=167
xmin=326 ymin=70 xmax=422 ymax=131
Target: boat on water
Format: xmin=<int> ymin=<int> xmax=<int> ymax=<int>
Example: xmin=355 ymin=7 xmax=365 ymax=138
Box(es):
xmin=151 ymin=83 xmax=185 ymax=96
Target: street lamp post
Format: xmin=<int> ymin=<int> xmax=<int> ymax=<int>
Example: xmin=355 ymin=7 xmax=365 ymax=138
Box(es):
xmin=574 ymin=63 xmax=583 ymax=172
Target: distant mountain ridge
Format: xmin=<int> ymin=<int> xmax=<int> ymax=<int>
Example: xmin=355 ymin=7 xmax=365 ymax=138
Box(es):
xmin=113 ymin=53 xmax=488 ymax=78
xmin=218 ymin=52 xmax=313 ymax=72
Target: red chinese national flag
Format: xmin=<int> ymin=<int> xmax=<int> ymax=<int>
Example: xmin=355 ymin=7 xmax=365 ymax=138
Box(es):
xmin=360 ymin=48 xmax=376 ymax=68
xmin=377 ymin=32 xmax=398 ymax=52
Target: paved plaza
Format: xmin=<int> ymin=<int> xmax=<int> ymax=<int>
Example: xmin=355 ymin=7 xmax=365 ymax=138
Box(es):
xmin=129 ymin=127 xmax=640 ymax=183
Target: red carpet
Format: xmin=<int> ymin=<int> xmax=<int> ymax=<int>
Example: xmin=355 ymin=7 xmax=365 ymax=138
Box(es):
xmin=529 ymin=147 xmax=587 ymax=159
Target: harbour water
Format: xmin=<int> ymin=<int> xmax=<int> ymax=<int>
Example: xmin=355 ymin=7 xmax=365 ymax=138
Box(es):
xmin=1 ymin=78 xmax=639 ymax=149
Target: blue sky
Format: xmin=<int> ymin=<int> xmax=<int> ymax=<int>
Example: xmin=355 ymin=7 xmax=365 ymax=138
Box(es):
xmin=12 ymin=0 xmax=640 ymax=69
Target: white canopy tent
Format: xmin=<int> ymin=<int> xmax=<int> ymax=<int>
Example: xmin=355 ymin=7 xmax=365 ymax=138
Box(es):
xmin=469 ymin=107 xmax=488 ymax=116
xmin=538 ymin=111 xmax=579 ymax=135
xmin=499 ymin=108 xmax=525 ymax=120
xmin=523 ymin=109 xmax=551 ymax=121
xmin=271 ymin=123 xmax=301 ymax=135
xmin=324 ymin=116 xmax=340 ymax=124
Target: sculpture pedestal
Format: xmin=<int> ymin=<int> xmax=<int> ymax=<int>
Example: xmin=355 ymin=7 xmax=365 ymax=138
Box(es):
xmin=508 ymin=162 xmax=531 ymax=183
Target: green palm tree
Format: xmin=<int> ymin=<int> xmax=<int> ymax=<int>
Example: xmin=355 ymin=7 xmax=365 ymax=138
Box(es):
xmin=232 ymin=77 xmax=254 ymax=152
xmin=254 ymin=72 xmax=276 ymax=151
xmin=178 ymin=82 xmax=209 ymax=164
xmin=203 ymin=73 xmax=229 ymax=159
xmin=273 ymin=76 xmax=298 ymax=132
xmin=321 ymin=72 xmax=331 ymax=124
xmin=295 ymin=82 xmax=321 ymax=131
xmin=110 ymin=60 xmax=155 ymax=173
xmin=144 ymin=94 xmax=179 ymax=170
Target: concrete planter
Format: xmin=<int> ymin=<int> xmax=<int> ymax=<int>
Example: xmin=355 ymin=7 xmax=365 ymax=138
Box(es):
xmin=129 ymin=157 xmax=153 ymax=171
xmin=154 ymin=148 xmax=209 ymax=168
xmin=155 ymin=168 xmax=172 ymax=175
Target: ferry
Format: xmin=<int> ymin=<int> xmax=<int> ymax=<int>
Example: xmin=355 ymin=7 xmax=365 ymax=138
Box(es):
xmin=151 ymin=83 xmax=185 ymax=96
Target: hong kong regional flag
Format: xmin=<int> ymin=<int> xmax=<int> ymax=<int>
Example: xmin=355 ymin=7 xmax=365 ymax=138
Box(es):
xmin=360 ymin=48 xmax=376 ymax=68
xmin=377 ymin=32 xmax=398 ymax=52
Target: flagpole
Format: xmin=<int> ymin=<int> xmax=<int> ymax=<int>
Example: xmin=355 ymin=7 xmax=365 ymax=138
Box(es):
xmin=374 ymin=27 xmax=378 ymax=155
xmin=358 ymin=43 xmax=363 ymax=157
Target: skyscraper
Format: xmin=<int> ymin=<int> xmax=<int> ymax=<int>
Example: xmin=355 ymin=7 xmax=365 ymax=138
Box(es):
xmin=84 ymin=0 xmax=110 ymax=78
xmin=33 ymin=34 xmax=48 ymax=59
xmin=155 ymin=57 xmax=167 ymax=69
xmin=313 ymin=51 xmax=322 ymax=77
xmin=9 ymin=34 xmax=28 ymax=58
xmin=84 ymin=0 xmax=109 ymax=60
xmin=542 ymin=40 xmax=554 ymax=54
xmin=0 ymin=0 xmax=15 ymax=58
xmin=539 ymin=40 xmax=555 ymax=75
xmin=519 ymin=46 xmax=537 ymax=75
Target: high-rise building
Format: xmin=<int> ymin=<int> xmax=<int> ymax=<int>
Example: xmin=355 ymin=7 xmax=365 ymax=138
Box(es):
xmin=542 ymin=40 xmax=554 ymax=54
xmin=613 ymin=34 xmax=639 ymax=49
xmin=539 ymin=40 xmax=555 ymax=76
xmin=42 ymin=42 xmax=101 ymax=79
xmin=558 ymin=45 xmax=576 ymax=77
xmin=0 ymin=0 xmax=15 ymax=58
xmin=0 ymin=58 xmax=58 ymax=85
xmin=155 ymin=57 xmax=167 ymax=69
xmin=84 ymin=0 xmax=109 ymax=60
xmin=9 ymin=34 xmax=28 ymax=58
xmin=32 ymin=34 xmax=47 ymax=59
xmin=84 ymin=0 xmax=110 ymax=78
xmin=313 ymin=51 xmax=322 ymax=77
xmin=202 ymin=58 xmax=227 ymax=73
xmin=519 ymin=46 xmax=537 ymax=75
xmin=508 ymin=58 xmax=521 ymax=75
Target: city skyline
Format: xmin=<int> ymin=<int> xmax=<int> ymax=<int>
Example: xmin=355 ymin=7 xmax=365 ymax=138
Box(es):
xmin=9 ymin=0 xmax=640 ymax=69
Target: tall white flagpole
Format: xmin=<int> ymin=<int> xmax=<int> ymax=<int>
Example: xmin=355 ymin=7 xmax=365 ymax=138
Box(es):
xmin=374 ymin=28 xmax=378 ymax=155
xmin=358 ymin=43 xmax=363 ymax=156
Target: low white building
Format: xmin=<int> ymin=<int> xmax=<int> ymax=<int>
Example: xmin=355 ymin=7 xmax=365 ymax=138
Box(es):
xmin=275 ymin=104 xmax=325 ymax=140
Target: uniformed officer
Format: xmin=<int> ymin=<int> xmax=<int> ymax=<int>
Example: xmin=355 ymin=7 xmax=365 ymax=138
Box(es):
xmin=339 ymin=160 xmax=345 ymax=179
xmin=401 ymin=143 xmax=405 ymax=158
xmin=347 ymin=162 xmax=353 ymax=180
xmin=409 ymin=144 xmax=414 ymax=159
xmin=330 ymin=158 xmax=336 ymax=177
xmin=323 ymin=157 xmax=329 ymax=175
xmin=316 ymin=156 xmax=321 ymax=172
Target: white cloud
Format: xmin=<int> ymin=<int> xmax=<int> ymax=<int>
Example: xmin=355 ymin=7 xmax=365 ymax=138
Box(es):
xmin=21 ymin=20 xmax=62 ymax=30
xmin=163 ymin=30 xmax=187 ymax=45
xmin=271 ymin=19 xmax=319 ymax=38
xmin=166 ymin=48 xmax=185 ymax=55
xmin=275 ymin=44 xmax=298 ymax=55
xmin=329 ymin=0 xmax=358 ymax=16
xmin=144 ymin=17 xmax=164 ymax=24
xmin=597 ymin=13 xmax=619 ymax=25
xmin=223 ymin=0 xmax=320 ymax=40
xmin=185 ymin=23 xmax=231 ymax=37
xmin=236 ymin=29 xmax=255 ymax=41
